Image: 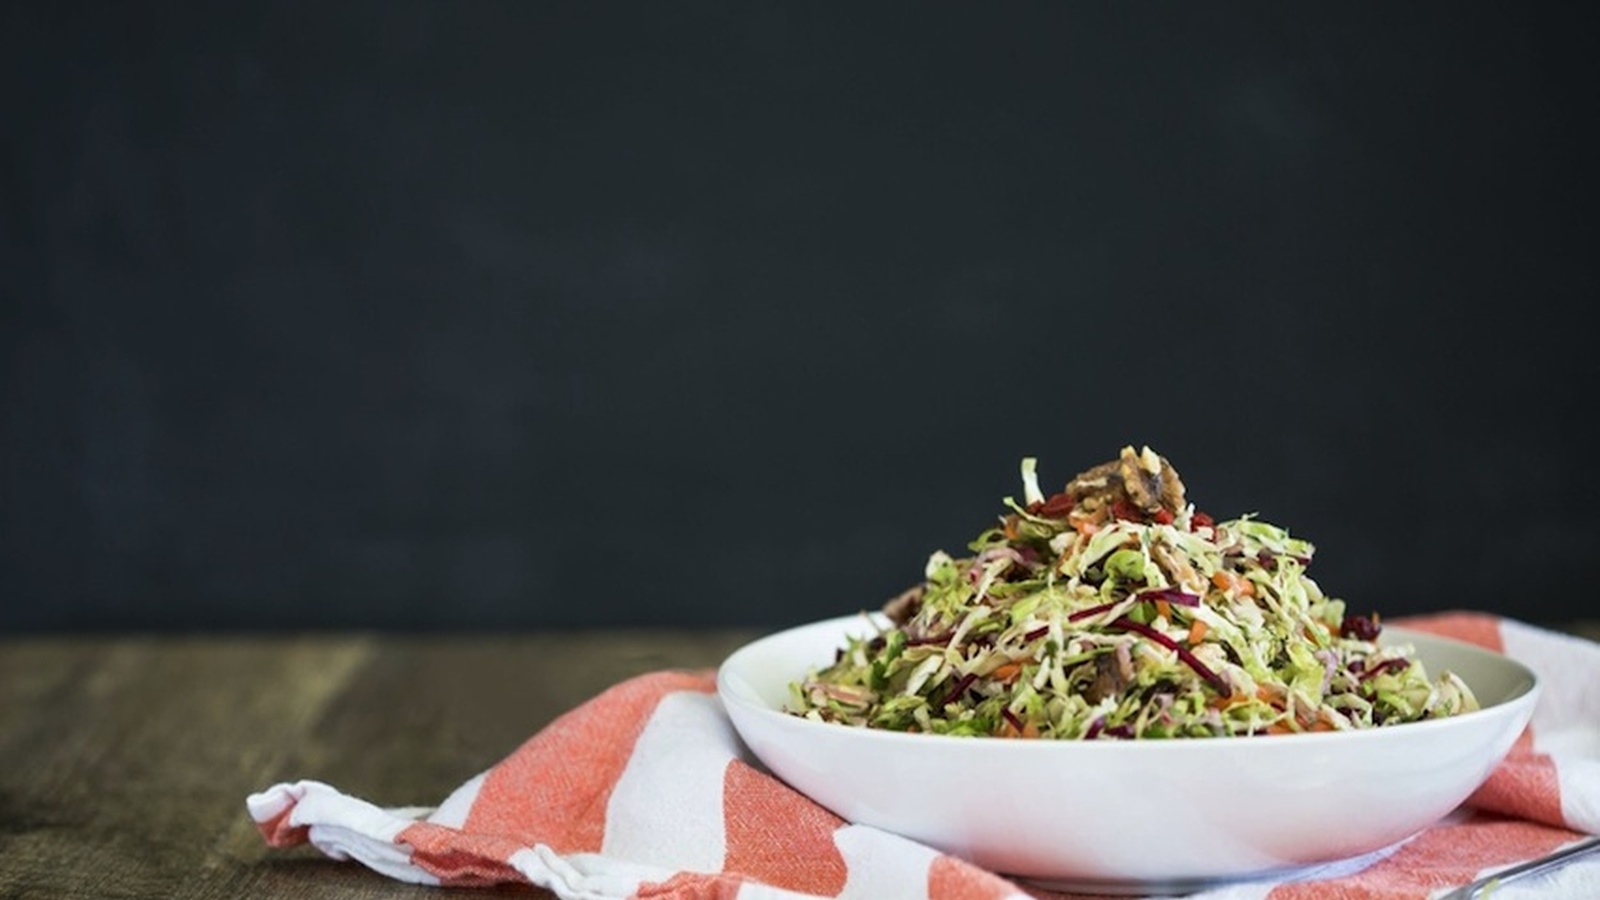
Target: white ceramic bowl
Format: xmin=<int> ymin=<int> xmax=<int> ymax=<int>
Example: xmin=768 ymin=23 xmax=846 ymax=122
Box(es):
xmin=717 ymin=614 xmax=1539 ymax=894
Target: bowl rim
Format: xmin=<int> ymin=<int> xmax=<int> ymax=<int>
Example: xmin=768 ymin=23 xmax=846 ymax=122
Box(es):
xmin=717 ymin=612 xmax=1542 ymax=751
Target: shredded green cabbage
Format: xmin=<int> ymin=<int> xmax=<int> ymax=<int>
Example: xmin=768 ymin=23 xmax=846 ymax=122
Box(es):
xmin=790 ymin=450 xmax=1478 ymax=739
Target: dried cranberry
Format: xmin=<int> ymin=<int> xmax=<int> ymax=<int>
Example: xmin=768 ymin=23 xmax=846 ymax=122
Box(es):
xmin=1111 ymin=498 xmax=1143 ymax=522
xmin=1038 ymin=492 xmax=1076 ymax=518
xmin=1191 ymin=511 xmax=1214 ymax=530
xmin=1341 ymin=613 xmax=1383 ymax=641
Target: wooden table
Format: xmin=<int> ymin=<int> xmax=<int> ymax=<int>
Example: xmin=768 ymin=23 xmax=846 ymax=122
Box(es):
xmin=0 ymin=631 xmax=755 ymax=899
xmin=3 ymin=623 xmax=1596 ymax=899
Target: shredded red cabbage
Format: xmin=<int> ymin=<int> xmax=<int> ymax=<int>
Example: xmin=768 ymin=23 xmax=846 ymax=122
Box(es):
xmin=1134 ymin=587 xmax=1201 ymax=607
xmin=1358 ymin=657 xmax=1409 ymax=682
xmin=1110 ymin=616 xmax=1229 ymax=695
xmin=1067 ymin=602 xmax=1118 ymax=622
xmin=942 ymin=672 xmax=977 ymax=707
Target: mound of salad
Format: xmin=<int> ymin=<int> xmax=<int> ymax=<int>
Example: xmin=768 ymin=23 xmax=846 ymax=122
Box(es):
xmin=790 ymin=446 xmax=1478 ymax=739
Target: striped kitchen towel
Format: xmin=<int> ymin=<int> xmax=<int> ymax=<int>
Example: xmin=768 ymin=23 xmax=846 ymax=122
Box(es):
xmin=248 ymin=612 xmax=1600 ymax=899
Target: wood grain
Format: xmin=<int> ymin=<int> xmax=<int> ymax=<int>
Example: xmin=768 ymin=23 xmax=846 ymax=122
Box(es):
xmin=1 ymin=622 xmax=1595 ymax=899
xmin=0 ymin=632 xmax=753 ymax=900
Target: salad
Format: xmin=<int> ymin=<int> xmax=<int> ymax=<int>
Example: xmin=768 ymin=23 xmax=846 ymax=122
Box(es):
xmin=790 ymin=446 xmax=1478 ymax=739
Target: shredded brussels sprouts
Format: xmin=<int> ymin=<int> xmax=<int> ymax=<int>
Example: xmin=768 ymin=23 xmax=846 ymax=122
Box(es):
xmin=790 ymin=448 xmax=1478 ymax=739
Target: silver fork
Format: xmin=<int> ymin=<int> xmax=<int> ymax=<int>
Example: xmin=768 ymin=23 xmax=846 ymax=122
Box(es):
xmin=1435 ymin=834 xmax=1600 ymax=899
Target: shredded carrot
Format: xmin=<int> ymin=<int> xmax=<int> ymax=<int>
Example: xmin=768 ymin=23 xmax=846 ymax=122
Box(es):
xmin=1267 ymin=722 xmax=1296 ymax=735
xmin=1003 ymin=516 xmax=1019 ymax=541
xmin=1155 ymin=599 xmax=1172 ymax=621
xmin=1208 ymin=690 xmax=1251 ymax=710
xmin=991 ymin=662 xmax=1023 ymax=683
xmin=1292 ymin=702 xmax=1330 ymax=731
xmin=998 ymin=718 xmax=1040 ymax=739
xmin=1210 ymin=570 xmax=1256 ymax=598
xmin=1187 ymin=619 xmax=1209 ymax=644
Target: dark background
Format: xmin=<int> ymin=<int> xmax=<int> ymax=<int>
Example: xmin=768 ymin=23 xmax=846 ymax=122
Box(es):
xmin=3 ymin=4 xmax=1596 ymax=633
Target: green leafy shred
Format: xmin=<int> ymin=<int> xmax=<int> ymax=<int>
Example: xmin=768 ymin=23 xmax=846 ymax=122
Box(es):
xmin=789 ymin=449 xmax=1478 ymax=740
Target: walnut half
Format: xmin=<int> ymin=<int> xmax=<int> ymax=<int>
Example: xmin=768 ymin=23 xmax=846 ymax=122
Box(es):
xmin=1064 ymin=445 xmax=1187 ymax=518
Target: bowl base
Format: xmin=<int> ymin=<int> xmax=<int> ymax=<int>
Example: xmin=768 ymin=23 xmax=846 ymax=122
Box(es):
xmin=1021 ymin=869 xmax=1296 ymax=896
xmin=1021 ymin=875 xmax=1252 ymax=896
xmin=1017 ymin=851 xmax=1379 ymax=896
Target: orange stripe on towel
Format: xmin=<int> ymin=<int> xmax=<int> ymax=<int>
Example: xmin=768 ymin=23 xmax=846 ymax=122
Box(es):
xmin=1468 ymin=730 xmax=1566 ymax=827
xmin=1267 ymin=810 xmax=1582 ymax=900
xmin=928 ymin=854 xmax=1027 ymax=900
xmin=397 ymin=822 xmax=529 ymax=887
xmin=253 ymin=803 xmax=308 ymax=848
xmin=461 ymin=669 xmax=717 ymax=855
xmin=720 ymin=758 xmax=849 ymax=895
xmin=1393 ymin=611 xmax=1504 ymax=651
xmin=631 ymin=870 xmax=747 ymax=899
xmin=1396 ymin=612 xmax=1566 ymax=827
